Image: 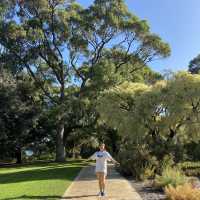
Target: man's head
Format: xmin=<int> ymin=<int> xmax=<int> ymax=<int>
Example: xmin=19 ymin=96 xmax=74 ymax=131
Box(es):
xmin=99 ymin=143 xmax=105 ymax=151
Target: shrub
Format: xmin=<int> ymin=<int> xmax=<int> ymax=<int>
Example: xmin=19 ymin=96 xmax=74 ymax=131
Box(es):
xmin=165 ymin=183 xmax=200 ymax=200
xmin=117 ymin=147 xmax=135 ymax=177
xmin=178 ymin=161 xmax=200 ymax=170
xmin=117 ymin=142 xmax=159 ymax=180
xmin=154 ymin=167 xmax=187 ymax=189
xmin=183 ymin=169 xmax=200 ymax=176
xmin=159 ymin=154 xmax=175 ymax=174
xmin=185 ymin=142 xmax=200 ymax=161
xmin=139 ymin=163 xmax=156 ymax=180
xmin=178 ymin=161 xmax=200 ymax=176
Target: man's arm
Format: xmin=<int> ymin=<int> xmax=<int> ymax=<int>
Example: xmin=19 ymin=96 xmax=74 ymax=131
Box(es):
xmin=86 ymin=152 xmax=96 ymax=161
xmin=111 ymin=157 xmax=120 ymax=165
xmin=106 ymin=152 xmax=120 ymax=165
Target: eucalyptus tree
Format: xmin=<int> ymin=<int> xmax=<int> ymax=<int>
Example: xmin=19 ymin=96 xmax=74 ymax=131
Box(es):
xmin=98 ymin=72 xmax=200 ymax=156
xmin=0 ymin=0 xmax=170 ymax=161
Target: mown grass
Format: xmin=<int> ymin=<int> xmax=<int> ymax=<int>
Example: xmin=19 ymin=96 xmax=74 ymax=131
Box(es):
xmin=0 ymin=160 xmax=87 ymax=200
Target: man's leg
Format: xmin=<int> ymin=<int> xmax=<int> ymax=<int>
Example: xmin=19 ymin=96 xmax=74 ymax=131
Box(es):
xmin=100 ymin=173 xmax=106 ymax=193
xmin=96 ymin=172 xmax=102 ymax=193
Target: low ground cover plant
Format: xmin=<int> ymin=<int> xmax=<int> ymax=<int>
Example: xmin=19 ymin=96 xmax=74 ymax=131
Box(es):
xmin=154 ymin=167 xmax=187 ymax=189
xmin=165 ymin=183 xmax=200 ymax=200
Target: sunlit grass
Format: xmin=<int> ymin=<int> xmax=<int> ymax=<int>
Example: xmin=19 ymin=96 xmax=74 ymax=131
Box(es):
xmin=0 ymin=160 xmax=87 ymax=200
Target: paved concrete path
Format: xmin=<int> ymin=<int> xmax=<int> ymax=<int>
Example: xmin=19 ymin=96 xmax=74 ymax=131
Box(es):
xmin=62 ymin=164 xmax=142 ymax=200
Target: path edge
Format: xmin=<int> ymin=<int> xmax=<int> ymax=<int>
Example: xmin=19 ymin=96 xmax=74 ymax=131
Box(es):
xmin=61 ymin=165 xmax=90 ymax=199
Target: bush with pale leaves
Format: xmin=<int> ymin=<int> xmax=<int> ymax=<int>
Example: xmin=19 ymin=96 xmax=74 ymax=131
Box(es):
xmin=165 ymin=183 xmax=200 ymax=200
xmin=154 ymin=167 xmax=187 ymax=189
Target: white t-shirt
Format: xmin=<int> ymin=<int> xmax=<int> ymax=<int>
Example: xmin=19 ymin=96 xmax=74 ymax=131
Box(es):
xmin=90 ymin=150 xmax=113 ymax=174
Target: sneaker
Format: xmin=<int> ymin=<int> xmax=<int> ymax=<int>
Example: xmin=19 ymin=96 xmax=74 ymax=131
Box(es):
xmin=97 ymin=192 xmax=102 ymax=197
xmin=101 ymin=192 xmax=106 ymax=197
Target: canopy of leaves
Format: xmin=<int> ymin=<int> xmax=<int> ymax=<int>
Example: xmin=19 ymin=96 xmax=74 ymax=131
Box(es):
xmin=97 ymin=72 xmax=200 ymax=144
xmin=0 ymin=0 xmax=170 ymax=161
xmin=0 ymin=70 xmax=43 ymax=159
xmin=0 ymin=0 xmax=170 ymax=100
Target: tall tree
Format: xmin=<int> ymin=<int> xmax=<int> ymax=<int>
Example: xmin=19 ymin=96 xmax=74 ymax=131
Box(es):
xmin=0 ymin=70 xmax=41 ymax=163
xmin=0 ymin=0 xmax=170 ymax=161
xmin=98 ymin=72 xmax=200 ymax=150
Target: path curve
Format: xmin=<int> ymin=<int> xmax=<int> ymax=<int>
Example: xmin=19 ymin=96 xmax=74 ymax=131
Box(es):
xmin=62 ymin=164 xmax=142 ymax=200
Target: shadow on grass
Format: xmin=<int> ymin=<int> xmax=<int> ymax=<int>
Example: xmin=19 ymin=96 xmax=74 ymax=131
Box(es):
xmin=1 ymin=194 xmax=97 ymax=200
xmin=0 ymin=160 xmax=87 ymax=169
xmin=0 ymin=161 xmax=88 ymax=184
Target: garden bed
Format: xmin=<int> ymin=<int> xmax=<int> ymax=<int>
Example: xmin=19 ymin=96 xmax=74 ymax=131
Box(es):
xmin=130 ymin=179 xmax=166 ymax=200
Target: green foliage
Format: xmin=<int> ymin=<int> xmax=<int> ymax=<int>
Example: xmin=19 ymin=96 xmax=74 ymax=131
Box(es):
xmin=178 ymin=161 xmax=200 ymax=177
xmin=98 ymin=71 xmax=200 ymax=178
xmin=0 ymin=70 xmax=42 ymax=161
xmin=154 ymin=167 xmax=187 ymax=189
xmin=160 ymin=154 xmax=175 ymax=172
xmin=0 ymin=0 xmax=170 ymax=161
xmin=178 ymin=161 xmax=200 ymax=169
xmin=117 ymin=139 xmax=159 ymax=180
xmin=98 ymin=72 xmax=200 ymax=152
xmin=182 ymin=169 xmax=200 ymax=177
xmin=139 ymin=164 xmax=157 ymax=181
xmin=65 ymin=129 xmax=99 ymax=158
xmin=185 ymin=142 xmax=200 ymax=161
xmin=0 ymin=0 xmax=170 ymax=96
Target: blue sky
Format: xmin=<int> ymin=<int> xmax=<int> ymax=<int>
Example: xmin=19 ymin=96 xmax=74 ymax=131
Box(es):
xmin=77 ymin=0 xmax=200 ymax=73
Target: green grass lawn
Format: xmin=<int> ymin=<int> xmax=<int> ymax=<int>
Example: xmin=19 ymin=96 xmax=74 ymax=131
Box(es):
xmin=0 ymin=160 xmax=87 ymax=200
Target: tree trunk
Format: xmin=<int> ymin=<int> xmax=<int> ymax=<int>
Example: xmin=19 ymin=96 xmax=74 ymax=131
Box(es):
xmin=15 ymin=146 xmax=22 ymax=164
xmin=55 ymin=80 xmax=66 ymax=162
xmin=72 ymin=145 xmax=76 ymax=159
xmin=55 ymin=123 xmax=66 ymax=162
